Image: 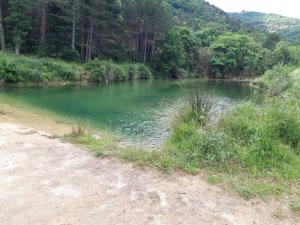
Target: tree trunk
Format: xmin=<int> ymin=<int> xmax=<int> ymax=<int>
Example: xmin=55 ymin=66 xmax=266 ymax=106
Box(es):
xmin=0 ymin=4 xmax=5 ymax=51
xmin=85 ymin=30 xmax=90 ymax=61
xmin=80 ymin=24 xmax=84 ymax=57
xmin=150 ymin=24 xmax=157 ymax=62
xmin=136 ymin=32 xmax=139 ymax=62
xmin=85 ymin=21 xmax=93 ymax=61
xmin=15 ymin=47 xmax=20 ymax=55
xmin=143 ymin=31 xmax=148 ymax=63
xmin=14 ymin=40 xmax=20 ymax=55
xmin=71 ymin=1 xmax=76 ymax=50
xmin=40 ymin=1 xmax=46 ymax=52
xmin=88 ymin=22 xmax=93 ymax=61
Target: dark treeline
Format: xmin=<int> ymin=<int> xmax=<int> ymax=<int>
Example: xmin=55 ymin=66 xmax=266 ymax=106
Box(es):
xmin=0 ymin=0 xmax=300 ymax=79
xmin=0 ymin=0 xmax=169 ymax=62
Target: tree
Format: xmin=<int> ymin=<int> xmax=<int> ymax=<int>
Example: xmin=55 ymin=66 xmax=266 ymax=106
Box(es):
xmin=122 ymin=0 xmax=170 ymax=63
xmin=4 ymin=0 xmax=34 ymax=54
xmin=197 ymin=47 xmax=212 ymax=76
xmin=264 ymin=33 xmax=281 ymax=50
xmin=155 ymin=28 xmax=185 ymax=78
xmin=176 ymin=27 xmax=201 ymax=74
xmin=273 ymin=41 xmax=292 ymax=65
xmin=210 ymin=34 xmax=265 ymax=78
xmin=70 ymin=0 xmax=78 ymax=50
xmin=0 ymin=1 xmax=5 ymax=50
xmin=39 ymin=0 xmax=46 ymax=53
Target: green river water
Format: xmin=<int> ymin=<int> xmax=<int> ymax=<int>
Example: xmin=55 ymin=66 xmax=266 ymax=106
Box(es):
xmin=0 ymin=80 xmax=253 ymax=148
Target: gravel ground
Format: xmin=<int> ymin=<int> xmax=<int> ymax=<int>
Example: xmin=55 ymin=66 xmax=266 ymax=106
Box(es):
xmin=0 ymin=123 xmax=298 ymax=225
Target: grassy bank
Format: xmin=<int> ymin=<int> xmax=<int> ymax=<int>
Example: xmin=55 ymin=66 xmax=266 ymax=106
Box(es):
xmin=0 ymin=53 xmax=152 ymax=85
xmin=161 ymin=66 xmax=300 ymax=199
xmin=65 ymin=65 xmax=300 ymax=208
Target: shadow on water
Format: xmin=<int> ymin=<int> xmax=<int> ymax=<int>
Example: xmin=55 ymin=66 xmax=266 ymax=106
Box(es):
xmin=0 ymin=79 xmax=254 ymax=148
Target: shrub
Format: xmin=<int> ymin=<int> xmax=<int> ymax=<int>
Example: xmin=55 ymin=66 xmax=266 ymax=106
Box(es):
xmin=127 ymin=64 xmax=139 ymax=80
xmin=113 ymin=65 xmax=127 ymax=81
xmin=180 ymin=81 xmax=215 ymax=126
xmin=253 ymin=64 xmax=295 ymax=96
xmin=138 ymin=64 xmax=152 ymax=79
xmin=0 ymin=58 xmax=21 ymax=82
xmin=0 ymin=53 xmax=81 ymax=84
xmin=61 ymin=47 xmax=81 ymax=62
xmin=85 ymin=59 xmax=106 ymax=82
xmin=168 ymin=66 xmax=300 ymax=180
xmin=85 ymin=59 xmax=152 ymax=83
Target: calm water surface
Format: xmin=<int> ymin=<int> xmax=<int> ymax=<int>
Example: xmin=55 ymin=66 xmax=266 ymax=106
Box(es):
xmin=0 ymin=80 xmax=253 ymax=148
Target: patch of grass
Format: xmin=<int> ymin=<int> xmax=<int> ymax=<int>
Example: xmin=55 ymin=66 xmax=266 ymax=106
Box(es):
xmin=233 ymin=183 xmax=256 ymax=200
xmin=207 ymin=174 xmax=223 ymax=185
xmin=65 ymin=126 xmax=118 ymax=157
xmin=165 ymin=122 xmax=239 ymax=171
xmin=290 ymin=202 xmax=300 ymax=214
xmin=230 ymin=176 xmax=286 ymax=200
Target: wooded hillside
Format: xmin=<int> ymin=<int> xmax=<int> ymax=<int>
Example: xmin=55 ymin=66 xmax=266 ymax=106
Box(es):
xmin=230 ymin=11 xmax=300 ymax=42
xmin=0 ymin=0 xmax=300 ymax=80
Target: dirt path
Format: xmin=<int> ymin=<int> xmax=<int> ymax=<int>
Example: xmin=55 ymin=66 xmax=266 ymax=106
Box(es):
xmin=0 ymin=122 xmax=298 ymax=225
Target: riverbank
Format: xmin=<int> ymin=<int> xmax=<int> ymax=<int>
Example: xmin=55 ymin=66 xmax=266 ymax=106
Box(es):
xmin=64 ymin=65 xmax=300 ymax=213
xmin=1 ymin=64 xmax=300 ymax=218
xmin=0 ymin=102 xmax=74 ymax=136
xmin=1 ymin=122 xmax=299 ymax=225
xmin=0 ymin=52 xmax=152 ymax=85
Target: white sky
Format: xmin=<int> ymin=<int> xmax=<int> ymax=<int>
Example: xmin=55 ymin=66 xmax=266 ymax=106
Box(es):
xmin=206 ymin=0 xmax=300 ymax=19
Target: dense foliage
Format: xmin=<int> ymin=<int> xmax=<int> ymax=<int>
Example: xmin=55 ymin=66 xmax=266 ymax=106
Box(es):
xmin=158 ymin=66 xmax=300 ymax=200
xmin=0 ymin=52 xmax=152 ymax=84
xmin=0 ymin=52 xmax=83 ymax=83
xmin=0 ymin=0 xmax=300 ymax=81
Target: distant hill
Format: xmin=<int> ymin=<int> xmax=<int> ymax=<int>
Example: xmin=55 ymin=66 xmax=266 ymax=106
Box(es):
xmin=166 ymin=0 xmax=242 ymax=31
xmin=229 ymin=11 xmax=300 ymax=42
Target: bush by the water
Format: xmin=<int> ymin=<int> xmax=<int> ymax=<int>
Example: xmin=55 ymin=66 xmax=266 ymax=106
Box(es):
xmin=165 ymin=66 xmax=300 ymax=180
xmin=85 ymin=59 xmax=152 ymax=83
xmin=253 ymin=64 xmax=295 ymax=96
xmin=0 ymin=53 xmax=153 ymax=84
xmin=0 ymin=53 xmax=83 ymax=84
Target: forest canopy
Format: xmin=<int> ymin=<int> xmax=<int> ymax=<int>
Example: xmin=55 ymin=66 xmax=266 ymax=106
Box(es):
xmin=0 ymin=0 xmax=300 ymax=79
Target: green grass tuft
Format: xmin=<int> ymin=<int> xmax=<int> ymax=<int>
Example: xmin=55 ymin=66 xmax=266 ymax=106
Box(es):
xmin=291 ymin=202 xmax=300 ymax=214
